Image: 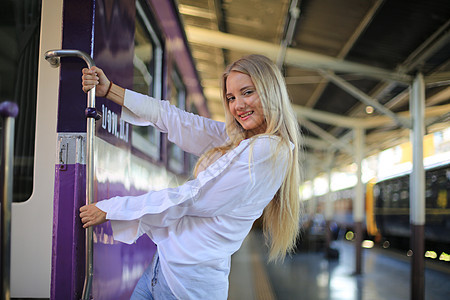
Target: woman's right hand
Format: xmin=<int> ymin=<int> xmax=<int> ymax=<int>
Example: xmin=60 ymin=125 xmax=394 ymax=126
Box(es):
xmin=79 ymin=204 xmax=108 ymax=228
xmin=82 ymin=66 xmax=110 ymax=97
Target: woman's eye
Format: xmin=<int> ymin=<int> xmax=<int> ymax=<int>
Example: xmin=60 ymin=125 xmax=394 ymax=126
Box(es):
xmin=226 ymin=96 xmax=235 ymax=102
xmin=243 ymin=90 xmax=253 ymax=96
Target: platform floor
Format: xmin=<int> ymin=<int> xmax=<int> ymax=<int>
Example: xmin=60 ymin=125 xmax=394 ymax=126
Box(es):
xmin=229 ymin=231 xmax=450 ymax=300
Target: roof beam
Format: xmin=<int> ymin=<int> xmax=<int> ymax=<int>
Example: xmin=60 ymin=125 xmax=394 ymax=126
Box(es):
xmin=426 ymin=86 xmax=450 ymax=106
xmin=294 ymin=103 xmax=450 ymax=129
xmin=305 ymin=0 xmax=385 ymax=108
xmin=401 ymin=19 xmax=450 ymax=72
xmin=299 ymin=117 xmax=354 ymax=155
xmin=276 ymin=0 xmax=300 ymax=68
xmin=185 ymin=26 xmax=412 ymax=83
xmin=293 ymin=104 xmax=360 ymax=128
xmin=336 ymin=18 xmax=450 ymax=120
xmin=425 ymin=71 xmax=450 ymax=86
xmin=303 ymin=136 xmax=330 ymax=150
xmin=362 ymin=103 xmax=450 ymax=128
xmin=319 ymin=70 xmax=412 ymax=129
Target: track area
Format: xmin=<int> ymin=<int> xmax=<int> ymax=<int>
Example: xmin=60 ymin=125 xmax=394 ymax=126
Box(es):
xmin=229 ymin=231 xmax=450 ymax=300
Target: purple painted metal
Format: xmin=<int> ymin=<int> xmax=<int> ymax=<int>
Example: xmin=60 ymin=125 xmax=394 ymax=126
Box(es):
xmin=91 ymin=181 xmax=156 ymax=299
xmin=0 ymin=102 xmax=19 ymax=118
xmin=51 ymin=0 xmax=97 ymax=298
xmin=52 ymin=0 xmax=153 ymax=299
xmin=149 ymin=0 xmax=210 ymax=117
xmin=53 ymin=162 xmax=157 ymax=299
xmin=51 ymin=164 xmax=86 ymax=300
xmin=57 ymin=0 xmax=96 ymax=133
xmin=93 ymin=0 xmax=135 ymax=147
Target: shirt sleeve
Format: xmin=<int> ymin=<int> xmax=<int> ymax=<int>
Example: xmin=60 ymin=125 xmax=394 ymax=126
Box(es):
xmin=95 ymin=136 xmax=291 ymax=244
xmin=121 ymin=89 xmax=228 ymax=156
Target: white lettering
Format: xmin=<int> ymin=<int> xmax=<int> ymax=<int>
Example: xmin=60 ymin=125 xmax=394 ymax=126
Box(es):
xmin=113 ymin=113 xmax=119 ymax=137
xmin=101 ymin=104 xmax=129 ymax=143
xmin=102 ymin=104 xmax=107 ymax=129
xmin=107 ymin=110 xmax=111 ymax=133
xmin=120 ymin=119 xmax=125 ymax=139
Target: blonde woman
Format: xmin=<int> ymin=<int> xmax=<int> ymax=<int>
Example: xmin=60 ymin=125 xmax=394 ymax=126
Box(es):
xmin=80 ymin=54 xmax=302 ymax=299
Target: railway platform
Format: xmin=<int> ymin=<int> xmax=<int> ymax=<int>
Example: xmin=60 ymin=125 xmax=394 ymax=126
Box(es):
xmin=229 ymin=230 xmax=450 ymax=300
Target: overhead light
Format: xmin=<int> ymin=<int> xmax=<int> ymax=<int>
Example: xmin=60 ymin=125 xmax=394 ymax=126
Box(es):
xmin=366 ymin=106 xmax=374 ymax=114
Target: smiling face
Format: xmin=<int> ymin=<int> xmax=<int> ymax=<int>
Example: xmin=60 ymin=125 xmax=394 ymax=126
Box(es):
xmin=225 ymin=71 xmax=266 ymax=137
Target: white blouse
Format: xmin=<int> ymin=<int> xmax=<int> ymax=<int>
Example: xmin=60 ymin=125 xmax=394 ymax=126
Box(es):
xmin=96 ymin=90 xmax=291 ymax=299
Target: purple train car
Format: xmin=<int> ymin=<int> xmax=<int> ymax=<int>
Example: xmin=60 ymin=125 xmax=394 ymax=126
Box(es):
xmin=7 ymin=0 xmax=208 ymax=298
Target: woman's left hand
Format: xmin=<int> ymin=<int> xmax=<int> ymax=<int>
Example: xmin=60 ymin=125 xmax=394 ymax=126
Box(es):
xmin=80 ymin=204 xmax=107 ymax=228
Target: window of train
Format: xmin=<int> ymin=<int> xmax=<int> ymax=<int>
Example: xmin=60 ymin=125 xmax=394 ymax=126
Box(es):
xmin=168 ymin=69 xmax=186 ymax=174
xmin=0 ymin=0 xmax=42 ymax=202
xmin=131 ymin=1 xmax=163 ymax=159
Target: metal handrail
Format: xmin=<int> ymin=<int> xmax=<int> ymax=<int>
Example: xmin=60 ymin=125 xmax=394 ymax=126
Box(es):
xmin=45 ymin=49 xmax=97 ymax=300
xmin=0 ymin=101 xmax=19 ymax=300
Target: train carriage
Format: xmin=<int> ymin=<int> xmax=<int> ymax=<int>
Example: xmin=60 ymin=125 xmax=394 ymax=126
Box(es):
xmin=311 ymin=161 xmax=450 ymax=255
xmin=373 ymin=161 xmax=450 ymax=252
xmin=4 ymin=0 xmax=207 ymax=298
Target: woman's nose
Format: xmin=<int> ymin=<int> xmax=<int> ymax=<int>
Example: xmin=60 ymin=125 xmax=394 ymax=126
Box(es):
xmin=235 ymin=97 xmax=246 ymax=109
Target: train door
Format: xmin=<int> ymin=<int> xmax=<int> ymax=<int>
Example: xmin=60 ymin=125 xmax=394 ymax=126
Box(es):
xmin=1 ymin=0 xmax=63 ymax=298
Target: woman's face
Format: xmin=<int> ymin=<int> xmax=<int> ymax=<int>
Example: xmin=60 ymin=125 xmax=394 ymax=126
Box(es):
xmin=226 ymin=71 xmax=266 ymax=137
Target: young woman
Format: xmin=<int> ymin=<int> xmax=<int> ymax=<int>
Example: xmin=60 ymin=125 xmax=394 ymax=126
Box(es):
xmin=80 ymin=54 xmax=302 ymax=299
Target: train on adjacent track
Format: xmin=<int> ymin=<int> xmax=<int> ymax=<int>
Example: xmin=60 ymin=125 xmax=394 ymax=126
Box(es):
xmin=4 ymin=0 xmax=206 ymax=298
xmin=314 ymin=161 xmax=450 ymax=255
xmin=373 ymin=161 xmax=450 ymax=253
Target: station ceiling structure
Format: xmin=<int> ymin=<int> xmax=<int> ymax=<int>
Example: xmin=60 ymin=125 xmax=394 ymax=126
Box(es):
xmin=177 ymin=0 xmax=450 ymax=173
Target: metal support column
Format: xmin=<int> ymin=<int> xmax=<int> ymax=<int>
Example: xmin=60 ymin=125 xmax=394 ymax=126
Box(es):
xmin=0 ymin=101 xmax=19 ymax=300
xmin=354 ymin=127 xmax=365 ymax=275
xmin=276 ymin=0 xmax=300 ymax=69
xmin=307 ymin=157 xmax=318 ymax=219
xmin=324 ymin=152 xmax=334 ymax=252
xmin=410 ymin=73 xmax=425 ymax=300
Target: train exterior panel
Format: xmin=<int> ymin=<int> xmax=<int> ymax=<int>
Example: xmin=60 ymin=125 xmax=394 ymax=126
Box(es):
xmin=10 ymin=0 xmax=204 ymax=298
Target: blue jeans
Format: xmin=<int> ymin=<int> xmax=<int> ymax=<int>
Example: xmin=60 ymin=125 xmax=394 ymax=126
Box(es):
xmin=130 ymin=252 xmax=177 ymax=300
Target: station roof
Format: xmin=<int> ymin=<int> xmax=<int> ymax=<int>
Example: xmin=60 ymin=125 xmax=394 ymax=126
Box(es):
xmin=177 ymin=0 xmax=450 ymax=173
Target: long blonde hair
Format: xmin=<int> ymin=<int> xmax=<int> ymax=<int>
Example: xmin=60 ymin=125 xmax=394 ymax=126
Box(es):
xmin=195 ymin=54 xmax=303 ymax=262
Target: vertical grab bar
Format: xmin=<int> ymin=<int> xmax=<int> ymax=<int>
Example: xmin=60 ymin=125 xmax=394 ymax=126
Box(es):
xmin=45 ymin=50 xmax=100 ymax=300
xmin=0 ymin=101 xmax=19 ymax=300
